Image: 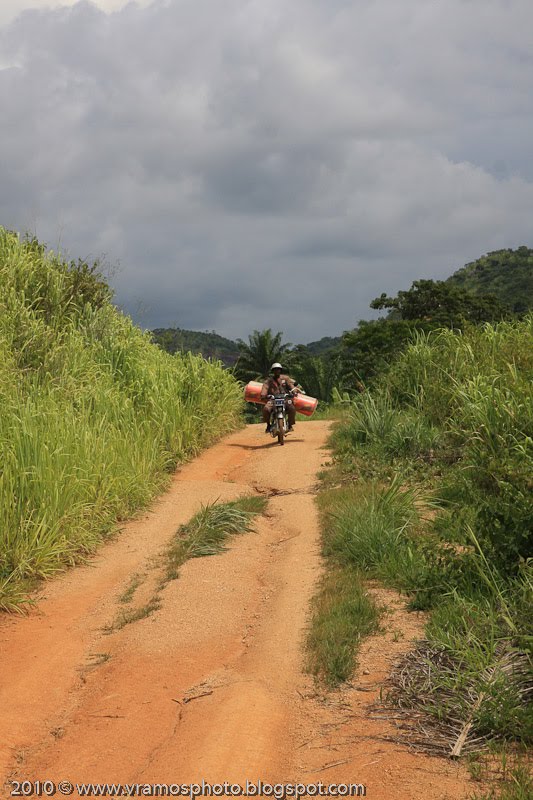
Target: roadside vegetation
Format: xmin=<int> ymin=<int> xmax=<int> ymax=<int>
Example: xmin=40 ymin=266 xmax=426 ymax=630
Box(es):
xmin=308 ymin=315 xmax=532 ymax=790
xmin=0 ymin=228 xmax=243 ymax=611
xmin=470 ymin=759 xmax=532 ymax=800
xmin=306 ymin=482 xmax=381 ymax=686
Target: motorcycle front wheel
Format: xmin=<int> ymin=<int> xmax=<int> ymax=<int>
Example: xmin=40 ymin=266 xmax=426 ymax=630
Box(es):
xmin=277 ymin=414 xmax=285 ymax=445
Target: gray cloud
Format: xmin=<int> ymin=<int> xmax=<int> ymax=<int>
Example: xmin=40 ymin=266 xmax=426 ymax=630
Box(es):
xmin=1 ymin=0 xmax=533 ymax=342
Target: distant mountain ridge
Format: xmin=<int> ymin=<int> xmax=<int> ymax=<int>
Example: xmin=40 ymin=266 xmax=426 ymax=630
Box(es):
xmin=150 ymin=329 xmax=343 ymax=365
xmin=306 ymin=336 xmax=342 ymax=354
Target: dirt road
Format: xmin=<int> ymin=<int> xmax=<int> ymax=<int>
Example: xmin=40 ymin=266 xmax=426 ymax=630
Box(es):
xmin=0 ymin=423 xmax=472 ymax=799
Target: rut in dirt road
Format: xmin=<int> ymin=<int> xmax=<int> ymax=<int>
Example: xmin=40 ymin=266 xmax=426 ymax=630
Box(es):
xmin=1 ymin=422 xmax=474 ymax=800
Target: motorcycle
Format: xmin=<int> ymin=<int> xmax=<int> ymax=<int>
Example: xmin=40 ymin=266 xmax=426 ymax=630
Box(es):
xmin=267 ymin=392 xmax=296 ymax=446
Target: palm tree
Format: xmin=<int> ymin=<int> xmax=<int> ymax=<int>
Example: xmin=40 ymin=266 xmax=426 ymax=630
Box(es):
xmin=235 ymin=329 xmax=290 ymax=382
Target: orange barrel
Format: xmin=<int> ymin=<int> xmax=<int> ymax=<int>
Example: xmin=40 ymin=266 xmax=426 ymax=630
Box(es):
xmin=293 ymin=393 xmax=318 ymax=417
xmin=244 ymin=382 xmax=318 ymax=416
xmin=244 ymin=381 xmax=266 ymax=404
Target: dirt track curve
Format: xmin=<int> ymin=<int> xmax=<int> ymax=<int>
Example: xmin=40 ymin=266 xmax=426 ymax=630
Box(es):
xmin=1 ymin=423 xmax=473 ymax=799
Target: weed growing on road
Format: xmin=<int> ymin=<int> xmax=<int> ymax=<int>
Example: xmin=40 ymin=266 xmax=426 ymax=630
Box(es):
xmin=119 ymin=573 xmax=143 ymax=604
xmin=164 ymin=496 xmax=267 ymax=581
xmin=107 ymin=594 xmax=163 ymax=632
xmin=107 ymin=497 xmax=267 ymax=632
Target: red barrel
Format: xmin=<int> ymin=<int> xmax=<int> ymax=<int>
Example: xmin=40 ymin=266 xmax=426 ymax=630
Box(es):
xmin=244 ymin=381 xmax=265 ymax=404
xmin=244 ymin=382 xmax=318 ymax=417
xmin=293 ymin=393 xmax=318 ymax=417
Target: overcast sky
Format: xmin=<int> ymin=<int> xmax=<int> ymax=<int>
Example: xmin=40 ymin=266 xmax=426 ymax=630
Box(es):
xmin=1 ymin=0 xmax=532 ymax=342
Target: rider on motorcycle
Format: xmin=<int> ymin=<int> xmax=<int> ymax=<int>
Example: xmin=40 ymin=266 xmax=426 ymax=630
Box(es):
xmin=260 ymin=363 xmax=300 ymax=433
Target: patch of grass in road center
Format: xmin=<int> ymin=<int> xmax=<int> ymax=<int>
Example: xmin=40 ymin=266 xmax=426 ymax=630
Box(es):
xmin=163 ymin=496 xmax=267 ymax=582
xmin=106 ymin=496 xmax=267 ymax=632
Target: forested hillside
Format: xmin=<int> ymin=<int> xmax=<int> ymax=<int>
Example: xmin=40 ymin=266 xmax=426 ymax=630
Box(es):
xmin=150 ymin=328 xmax=343 ymax=365
xmin=338 ymin=247 xmax=532 ymax=389
xmin=306 ymin=336 xmax=342 ymax=355
xmin=447 ymin=246 xmax=533 ymax=312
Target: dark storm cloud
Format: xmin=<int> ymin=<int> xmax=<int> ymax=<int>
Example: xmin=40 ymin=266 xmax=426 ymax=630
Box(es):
xmin=1 ymin=0 xmax=533 ymax=341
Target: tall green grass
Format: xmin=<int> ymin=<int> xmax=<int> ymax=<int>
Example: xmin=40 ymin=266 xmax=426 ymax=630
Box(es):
xmin=0 ymin=228 xmax=243 ymax=610
xmin=315 ymin=469 xmax=532 ymax=741
xmin=316 ymin=317 xmax=532 ymax=747
xmin=338 ymin=318 xmax=533 ymax=572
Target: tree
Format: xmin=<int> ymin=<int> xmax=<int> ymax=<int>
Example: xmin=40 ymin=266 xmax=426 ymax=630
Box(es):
xmin=285 ymin=345 xmax=343 ymax=402
xmin=370 ymin=279 xmax=508 ymax=327
xmin=340 ymin=279 xmax=510 ymax=388
xmin=235 ymin=329 xmax=290 ymax=382
xmin=341 ymin=319 xmax=423 ymax=385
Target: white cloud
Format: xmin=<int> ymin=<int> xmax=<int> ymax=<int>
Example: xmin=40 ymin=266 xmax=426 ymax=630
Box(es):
xmin=1 ymin=0 xmax=532 ymax=341
xmin=0 ymin=0 xmax=156 ymax=27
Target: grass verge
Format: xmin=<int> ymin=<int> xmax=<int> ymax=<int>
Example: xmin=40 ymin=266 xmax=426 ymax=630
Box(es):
xmin=307 ymin=563 xmax=380 ymax=687
xmin=0 ymin=228 xmax=244 ymax=611
xmin=306 ymin=481 xmax=381 ymax=687
xmin=310 ymin=318 xmax=532 ymax=774
xmin=314 ymin=452 xmax=532 ymax=750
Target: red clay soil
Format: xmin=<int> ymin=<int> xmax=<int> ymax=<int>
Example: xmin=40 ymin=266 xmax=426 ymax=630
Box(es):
xmin=0 ymin=422 xmax=475 ymax=799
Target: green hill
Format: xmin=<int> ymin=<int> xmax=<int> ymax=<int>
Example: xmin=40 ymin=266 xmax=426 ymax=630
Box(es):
xmin=151 ymin=246 xmax=533 ymax=379
xmin=447 ymin=246 xmax=533 ymax=313
xmin=151 ymin=328 xmax=240 ymax=366
xmin=305 ymin=336 xmax=342 ymax=355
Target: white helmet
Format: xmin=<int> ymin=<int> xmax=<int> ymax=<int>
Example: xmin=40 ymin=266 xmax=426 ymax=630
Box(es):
xmin=271 ymin=362 xmax=283 ymax=371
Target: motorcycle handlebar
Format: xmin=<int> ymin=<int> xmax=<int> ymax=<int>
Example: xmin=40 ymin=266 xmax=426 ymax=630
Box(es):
xmin=267 ymin=391 xmax=297 ymax=400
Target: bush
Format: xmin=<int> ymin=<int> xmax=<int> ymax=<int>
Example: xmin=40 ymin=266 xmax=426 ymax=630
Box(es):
xmin=326 ymin=479 xmax=421 ymax=570
xmin=332 ymin=393 xmax=440 ymax=464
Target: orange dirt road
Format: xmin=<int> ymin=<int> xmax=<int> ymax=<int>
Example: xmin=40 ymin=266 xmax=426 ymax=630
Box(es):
xmin=0 ymin=423 xmax=473 ymax=799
